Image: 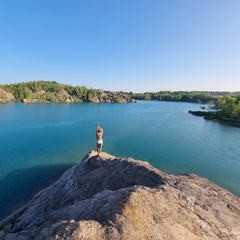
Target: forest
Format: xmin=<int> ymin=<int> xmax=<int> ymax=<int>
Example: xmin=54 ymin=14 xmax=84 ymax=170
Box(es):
xmin=0 ymin=81 xmax=99 ymax=102
xmin=211 ymin=95 xmax=240 ymax=122
xmin=0 ymin=81 xmax=136 ymax=103
xmin=128 ymin=91 xmax=238 ymax=103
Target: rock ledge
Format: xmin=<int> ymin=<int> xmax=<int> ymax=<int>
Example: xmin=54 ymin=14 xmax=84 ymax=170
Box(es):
xmin=0 ymin=151 xmax=239 ymax=240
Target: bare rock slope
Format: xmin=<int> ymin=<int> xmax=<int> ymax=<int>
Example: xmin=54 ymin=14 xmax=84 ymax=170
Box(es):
xmin=0 ymin=152 xmax=240 ymax=240
xmin=0 ymin=88 xmax=16 ymax=102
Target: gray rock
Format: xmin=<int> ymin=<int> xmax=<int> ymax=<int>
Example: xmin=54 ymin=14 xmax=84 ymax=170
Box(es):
xmin=0 ymin=151 xmax=239 ymax=239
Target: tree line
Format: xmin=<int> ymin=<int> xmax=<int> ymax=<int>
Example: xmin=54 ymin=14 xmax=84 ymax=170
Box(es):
xmin=0 ymin=81 xmax=136 ymax=103
xmin=127 ymin=91 xmax=240 ymax=103
xmin=0 ymin=81 xmax=98 ymax=102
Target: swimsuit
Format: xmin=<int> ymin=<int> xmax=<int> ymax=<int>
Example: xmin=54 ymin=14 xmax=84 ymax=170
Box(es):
xmin=97 ymin=139 xmax=103 ymax=145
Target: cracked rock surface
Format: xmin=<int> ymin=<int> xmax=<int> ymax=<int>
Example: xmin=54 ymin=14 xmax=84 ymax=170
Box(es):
xmin=0 ymin=151 xmax=240 ymax=240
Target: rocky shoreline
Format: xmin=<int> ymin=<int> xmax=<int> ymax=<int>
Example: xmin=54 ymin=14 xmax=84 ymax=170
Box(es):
xmin=0 ymin=151 xmax=239 ymax=240
xmin=0 ymin=87 xmax=136 ymax=103
xmin=189 ymin=110 xmax=240 ymax=127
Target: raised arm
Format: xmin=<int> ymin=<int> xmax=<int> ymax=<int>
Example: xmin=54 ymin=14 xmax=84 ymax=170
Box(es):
xmin=96 ymin=123 xmax=99 ymax=137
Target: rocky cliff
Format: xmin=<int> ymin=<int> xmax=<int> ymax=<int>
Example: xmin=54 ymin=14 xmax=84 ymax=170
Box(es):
xmin=0 ymin=86 xmax=136 ymax=103
xmin=0 ymin=152 xmax=239 ymax=240
xmin=0 ymin=88 xmax=16 ymax=102
xmin=89 ymin=91 xmax=137 ymax=103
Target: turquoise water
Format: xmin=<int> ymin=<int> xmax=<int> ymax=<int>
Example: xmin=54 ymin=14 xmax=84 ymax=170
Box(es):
xmin=0 ymin=101 xmax=240 ymax=219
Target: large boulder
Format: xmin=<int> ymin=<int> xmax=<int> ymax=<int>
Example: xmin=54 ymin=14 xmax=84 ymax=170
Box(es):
xmin=0 ymin=152 xmax=239 ymax=239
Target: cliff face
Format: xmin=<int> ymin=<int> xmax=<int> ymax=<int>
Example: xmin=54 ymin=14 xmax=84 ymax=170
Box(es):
xmin=0 ymin=152 xmax=240 ymax=240
xmin=90 ymin=91 xmax=137 ymax=103
xmin=0 ymin=88 xmax=16 ymax=102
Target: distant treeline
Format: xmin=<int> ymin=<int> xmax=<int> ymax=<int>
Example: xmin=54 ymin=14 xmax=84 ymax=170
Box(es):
xmin=0 ymin=81 xmax=100 ymax=102
xmin=1 ymin=80 xmax=240 ymax=106
xmin=128 ymin=91 xmax=240 ymax=103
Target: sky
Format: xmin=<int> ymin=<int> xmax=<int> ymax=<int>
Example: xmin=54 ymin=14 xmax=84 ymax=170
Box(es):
xmin=0 ymin=0 xmax=240 ymax=92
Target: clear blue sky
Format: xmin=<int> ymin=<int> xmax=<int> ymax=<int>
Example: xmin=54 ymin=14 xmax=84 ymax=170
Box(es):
xmin=0 ymin=0 xmax=239 ymax=92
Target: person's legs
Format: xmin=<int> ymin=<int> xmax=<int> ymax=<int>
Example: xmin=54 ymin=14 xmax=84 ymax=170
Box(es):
xmin=97 ymin=143 xmax=101 ymax=154
xmin=97 ymin=140 xmax=103 ymax=154
xmin=97 ymin=142 xmax=103 ymax=154
xmin=99 ymin=142 xmax=103 ymax=153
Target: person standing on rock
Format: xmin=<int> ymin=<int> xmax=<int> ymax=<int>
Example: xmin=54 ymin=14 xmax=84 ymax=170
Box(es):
xmin=96 ymin=123 xmax=103 ymax=155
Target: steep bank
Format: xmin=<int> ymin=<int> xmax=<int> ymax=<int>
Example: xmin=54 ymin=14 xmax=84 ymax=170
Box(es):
xmin=0 ymin=88 xmax=16 ymax=102
xmin=0 ymin=152 xmax=239 ymax=240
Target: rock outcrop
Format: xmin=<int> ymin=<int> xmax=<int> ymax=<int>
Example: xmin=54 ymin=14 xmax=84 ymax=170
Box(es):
xmin=0 ymin=152 xmax=239 ymax=240
xmin=0 ymin=88 xmax=16 ymax=102
xmin=88 ymin=91 xmax=137 ymax=103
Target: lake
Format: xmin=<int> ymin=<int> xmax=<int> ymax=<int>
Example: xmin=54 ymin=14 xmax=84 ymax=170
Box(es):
xmin=0 ymin=101 xmax=240 ymax=220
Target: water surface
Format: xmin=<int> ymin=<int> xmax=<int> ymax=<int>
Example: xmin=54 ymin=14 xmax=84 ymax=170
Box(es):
xmin=0 ymin=101 xmax=239 ymax=219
